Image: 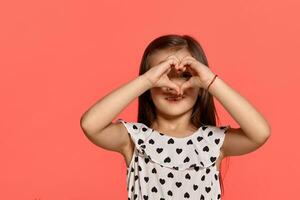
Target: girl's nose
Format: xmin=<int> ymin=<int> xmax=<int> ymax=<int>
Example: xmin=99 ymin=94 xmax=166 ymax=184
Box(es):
xmin=164 ymin=87 xmax=181 ymax=95
xmin=164 ymin=79 xmax=184 ymax=94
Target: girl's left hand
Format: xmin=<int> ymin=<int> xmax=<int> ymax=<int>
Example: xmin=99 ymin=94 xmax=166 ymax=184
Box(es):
xmin=176 ymin=55 xmax=216 ymax=95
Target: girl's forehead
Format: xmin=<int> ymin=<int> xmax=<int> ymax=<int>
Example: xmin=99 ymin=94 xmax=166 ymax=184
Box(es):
xmin=148 ymin=48 xmax=192 ymax=68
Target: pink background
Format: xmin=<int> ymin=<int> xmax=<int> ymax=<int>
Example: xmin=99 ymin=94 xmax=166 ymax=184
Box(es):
xmin=0 ymin=0 xmax=299 ymax=199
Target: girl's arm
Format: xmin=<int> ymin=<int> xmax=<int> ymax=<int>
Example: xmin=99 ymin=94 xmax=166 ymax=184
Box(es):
xmin=80 ymin=56 xmax=179 ymax=157
xmin=176 ymin=55 xmax=271 ymax=157
xmin=80 ymin=75 xmax=152 ymax=153
xmin=209 ymin=76 xmax=271 ymax=157
xmin=81 ymin=75 xmax=151 ymax=133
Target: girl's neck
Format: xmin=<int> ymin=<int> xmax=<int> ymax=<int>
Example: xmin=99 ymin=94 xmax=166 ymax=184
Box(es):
xmin=150 ymin=120 xmax=198 ymax=137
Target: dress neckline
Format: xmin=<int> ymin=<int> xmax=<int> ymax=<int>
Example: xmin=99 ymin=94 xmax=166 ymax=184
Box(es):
xmin=145 ymin=124 xmax=204 ymax=140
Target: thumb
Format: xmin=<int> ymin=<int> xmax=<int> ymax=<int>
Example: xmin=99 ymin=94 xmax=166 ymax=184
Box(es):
xmin=166 ymin=80 xmax=181 ymax=95
xmin=180 ymin=80 xmax=192 ymax=95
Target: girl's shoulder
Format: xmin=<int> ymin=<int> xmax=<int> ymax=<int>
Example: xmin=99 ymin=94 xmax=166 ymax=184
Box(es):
xmin=116 ymin=118 xmax=230 ymax=170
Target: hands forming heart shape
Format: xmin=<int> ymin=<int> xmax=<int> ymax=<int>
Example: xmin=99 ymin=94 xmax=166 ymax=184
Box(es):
xmin=144 ymin=55 xmax=215 ymax=96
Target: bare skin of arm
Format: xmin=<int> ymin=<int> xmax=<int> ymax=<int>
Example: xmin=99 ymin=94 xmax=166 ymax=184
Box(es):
xmin=80 ymin=75 xmax=152 ymax=158
xmin=80 ymin=71 xmax=271 ymax=169
xmin=207 ymin=77 xmax=271 ymax=158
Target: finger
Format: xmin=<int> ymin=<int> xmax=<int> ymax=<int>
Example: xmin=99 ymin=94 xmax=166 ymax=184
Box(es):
xmin=165 ymin=66 xmax=172 ymax=75
xmin=180 ymin=58 xmax=193 ymax=66
xmin=166 ymin=81 xmax=181 ymax=94
xmin=166 ymin=56 xmax=180 ymax=68
xmin=168 ymin=55 xmax=180 ymax=64
xmin=165 ymin=59 xmax=176 ymax=69
xmin=182 ymin=55 xmax=197 ymax=61
xmin=176 ymin=61 xmax=188 ymax=72
xmin=181 ymin=60 xmax=199 ymax=75
xmin=160 ymin=58 xmax=177 ymax=75
xmin=179 ymin=58 xmax=194 ymax=69
xmin=180 ymin=80 xmax=193 ymax=94
xmin=170 ymin=58 xmax=181 ymax=70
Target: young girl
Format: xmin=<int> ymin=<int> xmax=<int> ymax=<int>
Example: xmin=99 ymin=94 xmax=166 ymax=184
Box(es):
xmin=80 ymin=34 xmax=271 ymax=200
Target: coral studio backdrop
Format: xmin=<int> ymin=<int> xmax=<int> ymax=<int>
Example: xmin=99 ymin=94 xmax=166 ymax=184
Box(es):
xmin=0 ymin=0 xmax=298 ymax=199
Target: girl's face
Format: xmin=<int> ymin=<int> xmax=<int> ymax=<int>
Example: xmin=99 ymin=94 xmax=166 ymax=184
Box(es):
xmin=148 ymin=48 xmax=200 ymax=118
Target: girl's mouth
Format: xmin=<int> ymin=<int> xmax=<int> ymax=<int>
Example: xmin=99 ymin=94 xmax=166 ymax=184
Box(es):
xmin=165 ymin=96 xmax=185 ymax=102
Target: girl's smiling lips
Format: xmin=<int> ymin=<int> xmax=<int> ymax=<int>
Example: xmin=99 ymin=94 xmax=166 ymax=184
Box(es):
xmin=165 ymin=95 xmax=185 ymax=102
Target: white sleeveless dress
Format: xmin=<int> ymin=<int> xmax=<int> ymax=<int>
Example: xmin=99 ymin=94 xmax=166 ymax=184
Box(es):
xmin=117 ymin=118 xmax=230 ymax=200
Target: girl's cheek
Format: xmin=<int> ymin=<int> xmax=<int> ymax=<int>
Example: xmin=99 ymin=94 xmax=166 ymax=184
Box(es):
xmin=184 ymin=87 xmax=199 ymax=96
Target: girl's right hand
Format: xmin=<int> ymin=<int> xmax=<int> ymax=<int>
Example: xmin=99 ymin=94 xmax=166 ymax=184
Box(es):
xmin=142 ymin=55 xmax=182 ymax=95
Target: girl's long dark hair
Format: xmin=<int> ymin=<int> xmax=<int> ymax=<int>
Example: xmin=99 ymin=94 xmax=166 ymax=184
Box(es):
xmin=136 ymin=34 xmax=228 ymax=196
